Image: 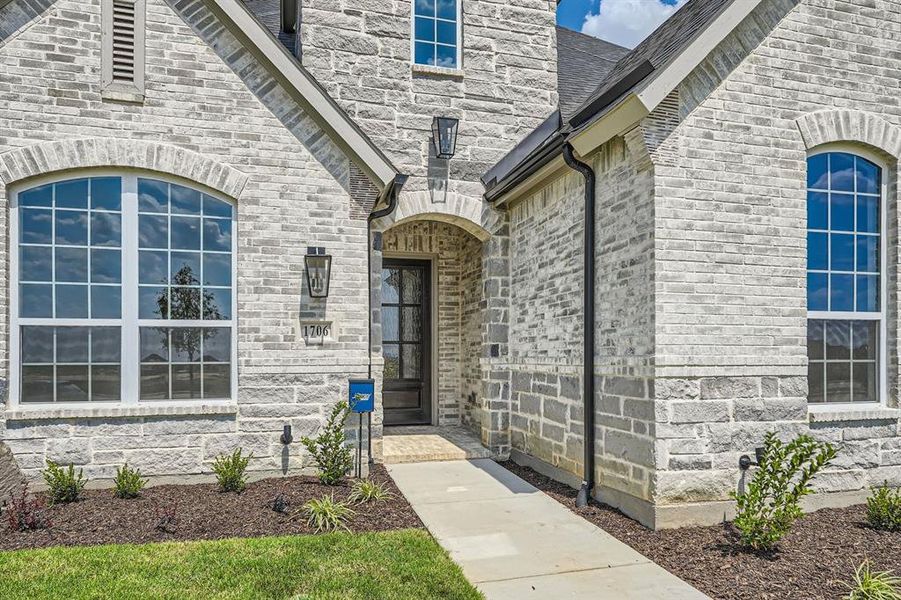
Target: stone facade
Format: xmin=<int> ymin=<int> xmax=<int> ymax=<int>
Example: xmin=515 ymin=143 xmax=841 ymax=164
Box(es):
xmin=0 ymin=0 xmax=374 ymax=482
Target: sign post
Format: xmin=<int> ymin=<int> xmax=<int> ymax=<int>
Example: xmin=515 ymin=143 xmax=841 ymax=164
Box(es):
xmin=348 ymin=379 xmax=374 ymax=478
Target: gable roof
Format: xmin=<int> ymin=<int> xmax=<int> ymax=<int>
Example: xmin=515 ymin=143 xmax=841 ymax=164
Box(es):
xmin=485 ymin=0 xmax=766 ymax=203
xmin=556 ymin=26 xmax=629 ymax=121
xmin=242 ymin=0 xmax=298 ymax=56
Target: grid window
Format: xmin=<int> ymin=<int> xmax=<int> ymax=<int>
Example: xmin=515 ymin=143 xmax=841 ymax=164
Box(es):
xmin=807 ymin=152 xmax=882 ymax=404
xmin=413 ymin=0 xmax=459 ymax=68
xmin=14 ymin=175 xmax=234 ymax=405
xmin=381 ymin=267 xmax=424 ymax=380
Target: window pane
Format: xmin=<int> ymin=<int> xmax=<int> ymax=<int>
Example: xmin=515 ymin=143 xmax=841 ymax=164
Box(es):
xmin=203 ymin=288 xmax=231 ymax=320
xmin=202 ymin=329 xmax=230 ymax=362
xmin=139 ymin=215 xmax=168 ymax=249
xmin=20 ymin=284 xmax=52 ymax=318
xmin=91 ymin=286 xmax=121 ymax=319
xmin=56 ymin=327 xmax=89 ymax=363
xmin=436 ymin=0 xmax=455 ymax=19
xmin=826 ymin=362 xmax=851 ymax=403
xmin=825 ymin=320 xmax=850 ymax=360
xmin=55 ymin=179 xmax=88 ymax=209
xmin=830 ymin=233 xmax=854 ymax=271
xmin=140 ymin=327 xmax=169 ymax=362
xmin=382 ymin=269 xmax=400 ymax=304
xmin=140 ymin=251 xmax=168 ymax=284
xmin=92 ymin=327 xmax=121 ymax=362
xmin=852 ymin=363 xmax=877 ymax=403
xmin=171 ymin=364 xmax=202 ymax=399
xmin=856 ymin=275 xmax=879 ymax=312
xmin=20 ymin=184 xmax=52 ymax=207
xmin=171 ymin=252 xmax=201 ymax=284
xmin=21 ymin=246 xmax=52 ymax=281
xmin=203 ymin=218 xmax=231 ymax=252
xmin=90 ymin=212 xmax=121 ymax=247
xmin=139 ymin=286 xmax=168 ymax=319
xmin=808 ymin=154 xmax=828 ymax=189
xmin=171 ymin=184 xmax=201 ymax=215
xmin=170 ymin=287 xmax=201 ymax=320
xmin=807 ymin=192 xmax=828 ymax=230
xmin=807 ymin=232 xmax=827 ymax=270
xmin=138 ymin=179 xmax=168 ymax=213
xmin=808 ymin=362 xmax=824 ymax=403
xmin=807 ymin=320 xmax=824 ymax=361
xmin=807 ymin=273 xmax=827 ymax=311
xmin=203 ymin=254 xmax=231 ymax=286
xmin=402 ymin=345 xmax=421 ymax=379
xmin=414 ymin=41 xmax=435 ymax=66
xmin=384 ymin=344 xmax=399 ymax=378
xmin=21 ymin=366 xmax=54 ymax=402
xmin=171 ymin=217 xmax=201 ymax=250
xmin=56 ymin=365 xmax=89 ymax=402
xmin=852 ymin=321 xmax=877 ymax=360
xmin=22 ymin=327 xmax=54 ymax=364
xmin=436 ymin=20 xmax=456 ymax=45
xmin=91 ymin=365 xmax=120 ymax=401
xmin=830 ymin=194 xmax=854 ymax=232
xmin=140 ymin=364 xmax=169 ymax=400
xmin=857 ymin=195 xmax=879 ymax=233
xmin=383 ymin=307 xmax=399 ymax=342
xmin=91 ymin=177 xmax=122 ymax=211
xmin=856 ymin=235 xmax=878 ymax=272
xmin=402 ymin=307 xmax=422 ymax=341
xmin=91 ymin=249 xmax=121 ymax=283
xmin=56 ymin=247 xmax=88 ymax=282
xmin=415 ymin=0 xmax=435 ymax=17
xmin=56 ymin=285 xmax=88 ymax=318
xmin=402 ymin=269 xmax=422 ymax=303
xmin=829 ymin=274 xmax=853 ymax=311
xmin=830 ymin=153 xmax=855 ymax=192
xmin=857 ymin=158 xmax=880 ymax=195
xmin=55 ymin=210 xmax=88 ymax=245
xmin=21 ymin=209 xmax=52 ymax=244
xmin=203 ymin=364 xmax=231 ymax=398
xmin=170 ymin=328 xmax=202 ymax=362
xmin=415 ymin=17 xmax=434 ymax=42
xmin=436 ymin=44 xmax=456 ymax=68
xmin=203 ymin=195 xmax=232 ymax=218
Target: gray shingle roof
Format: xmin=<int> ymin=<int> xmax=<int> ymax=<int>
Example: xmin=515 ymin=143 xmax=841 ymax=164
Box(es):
xmin=556 ymin=26 xmax=629 ymax=120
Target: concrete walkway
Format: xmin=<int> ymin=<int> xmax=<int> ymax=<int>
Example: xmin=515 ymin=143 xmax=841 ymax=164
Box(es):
xmin=388 ymin=459 xmax=709 ymax=599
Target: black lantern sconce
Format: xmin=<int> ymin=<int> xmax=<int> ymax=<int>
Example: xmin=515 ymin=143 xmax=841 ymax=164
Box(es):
xmin=431 ymin=116 xmax=459 ymax=159
xmin=304 ymin=247 xmax=332 ymax=298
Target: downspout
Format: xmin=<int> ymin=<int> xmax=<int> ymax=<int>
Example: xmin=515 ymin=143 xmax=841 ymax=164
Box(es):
xmin=562 ymin=144 xmax=596 ymax=509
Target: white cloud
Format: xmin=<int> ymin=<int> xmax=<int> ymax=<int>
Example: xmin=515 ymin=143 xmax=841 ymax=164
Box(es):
xmin=581 ymin=0 xmax=687 ymax=49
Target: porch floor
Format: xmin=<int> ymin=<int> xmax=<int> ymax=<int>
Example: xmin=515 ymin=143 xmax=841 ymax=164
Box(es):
xmin=382 ymin=425 xmax=490 ymax=464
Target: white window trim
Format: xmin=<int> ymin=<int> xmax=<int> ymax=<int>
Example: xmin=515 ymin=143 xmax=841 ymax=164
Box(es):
xmin=101 ymin=0 xmax=146 ymax=102
xmin=410 ymin=0 xmax=463 ymax=72
xmin=807 ymin=142 xmax=888 ymax=411
xmin=9 ymin=169 xmax=238 ymax=412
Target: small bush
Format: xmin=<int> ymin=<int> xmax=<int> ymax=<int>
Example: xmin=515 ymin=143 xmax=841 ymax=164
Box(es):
xmin=843 ymin=560 xmax=901 ymax=600
xmin=867 ymin=483 xmax=901 ymax=532
xmin=731 ymin=431 xmax=836 ymax=551
xmin=301 ymin=401 xmax=353 ymax=485
xmin=113 ymin=464 xmax=147 ymax=500
xmin=300 ymin=495 xmax=354 ymax=533
xmin=3 ymin=483 xmax=50 ymax=532
xmin=41 ymin=460 xmax=87 ymax=505
xmin=213 ymin=448 xmax=252 ymax=493
xmin=349 ymin=479 xmax=393 ymax=504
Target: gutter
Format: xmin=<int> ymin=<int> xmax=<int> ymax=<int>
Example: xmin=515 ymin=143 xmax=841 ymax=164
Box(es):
xmin=562 ymin=144 xmax=596 ymax=509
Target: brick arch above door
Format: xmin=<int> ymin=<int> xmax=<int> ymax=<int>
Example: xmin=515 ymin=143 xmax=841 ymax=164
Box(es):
xmin=0 ymin=138 xmax=250 ymax=200
xmin=372 ymin=189 xmax=498 ymax=242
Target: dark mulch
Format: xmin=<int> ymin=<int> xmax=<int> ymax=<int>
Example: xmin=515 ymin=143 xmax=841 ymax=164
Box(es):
xmin=502 ymin=461 xmax=901 ymax=600
xmin=0 ymin=465 xmax=421 ymax=551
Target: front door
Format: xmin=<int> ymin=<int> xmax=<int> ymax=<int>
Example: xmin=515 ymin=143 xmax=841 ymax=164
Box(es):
xmin=382 ymin=259 xmax=431 ymax=425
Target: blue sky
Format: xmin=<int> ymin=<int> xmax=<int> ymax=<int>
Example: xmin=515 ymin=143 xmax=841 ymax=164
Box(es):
xmin=556 ymin=0 xmax=685 ymax=48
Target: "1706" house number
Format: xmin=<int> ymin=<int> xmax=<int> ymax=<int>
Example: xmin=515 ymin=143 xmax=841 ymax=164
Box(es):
xmin=302 ymin=322 xmax=332 ymax=344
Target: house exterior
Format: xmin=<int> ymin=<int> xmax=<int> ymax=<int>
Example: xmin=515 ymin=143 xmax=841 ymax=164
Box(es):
xmin=2 ymin=0 xmax=901 ymax=530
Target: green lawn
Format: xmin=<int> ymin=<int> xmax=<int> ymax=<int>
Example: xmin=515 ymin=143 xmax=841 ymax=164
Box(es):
xmin=0 ymin=529 xmax=482 ymax=600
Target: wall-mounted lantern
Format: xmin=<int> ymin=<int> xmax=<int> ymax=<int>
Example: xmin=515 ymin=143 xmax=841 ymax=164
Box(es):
xmin=304 ymin=247 xmax=332 ymax=298
xmin=431 ymin=116 xmax=459 ymax=159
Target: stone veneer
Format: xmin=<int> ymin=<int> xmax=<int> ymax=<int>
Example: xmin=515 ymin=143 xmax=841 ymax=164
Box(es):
xmin=0 ymin=0 xmax=377 ymax=483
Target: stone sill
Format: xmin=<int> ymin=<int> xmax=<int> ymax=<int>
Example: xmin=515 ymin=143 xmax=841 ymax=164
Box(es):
xmin=101 ymin=84 xmax=145 ymax=104
xmin=411 ymin=63 xmax=464 ymax=78
xmin=3 ymin=403 xmax=238 ymax=422
xmin=809 ymin=407 xmax=901 ymax=423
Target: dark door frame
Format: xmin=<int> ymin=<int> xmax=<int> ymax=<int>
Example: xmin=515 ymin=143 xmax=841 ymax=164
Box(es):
xmin=381 ymin=257 xmax=433 ymax=426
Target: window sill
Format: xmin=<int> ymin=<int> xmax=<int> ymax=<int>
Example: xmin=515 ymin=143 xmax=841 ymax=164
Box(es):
xmin=101 ymin=84 xmax=145 ymax=104
xmin=3 ymin=402 xmax=237 ymax=422
xmin=411 ymin=63 xmax=464 ymax=78
xmin=809 ymin=406 xmax=901 ymax=423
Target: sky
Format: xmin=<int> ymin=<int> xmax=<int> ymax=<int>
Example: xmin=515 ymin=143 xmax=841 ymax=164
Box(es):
xmin=557 ymin=0 xmax=686 ymax=49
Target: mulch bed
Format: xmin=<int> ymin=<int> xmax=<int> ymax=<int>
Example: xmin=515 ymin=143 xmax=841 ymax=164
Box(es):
xmin=502 ymin=461 xmax=901 ymax=600
xmin=0 ymin=465 xmax=422 ymax=551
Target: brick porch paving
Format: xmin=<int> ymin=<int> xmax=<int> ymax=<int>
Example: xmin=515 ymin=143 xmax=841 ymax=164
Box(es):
xmin=381 ymin=425 xmax=490 ymax=463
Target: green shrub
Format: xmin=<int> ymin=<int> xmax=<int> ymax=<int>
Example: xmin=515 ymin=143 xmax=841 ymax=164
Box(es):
xmin=212 ymin=448 xmax=252 ymax=493
xmin=843 ymin=560 xmax=901 ymax=600
xmin=867 ymin=483 xmax=901 ymax=531
xmin=349 ymin=479 xmax=393 ymax=504
xmin=113 ymin=464 xmax=147 ymax=499
xmin=41 ymin=460 xmax=87 ymax=504
xmin=731 ymin=431 xmax=836 ymax=551
xmin=301 ymin=495 xmax=354 ymax=533
xmin=301 ymin=401 xmax=353 ymax=485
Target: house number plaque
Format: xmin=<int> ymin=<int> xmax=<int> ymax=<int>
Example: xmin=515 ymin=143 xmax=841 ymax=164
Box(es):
xmin=302 ymin=321 xmax=333 ymax=345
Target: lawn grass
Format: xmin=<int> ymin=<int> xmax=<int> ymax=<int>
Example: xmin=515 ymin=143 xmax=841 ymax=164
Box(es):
xmin=0 ymin=529 xmax=482 ymax=600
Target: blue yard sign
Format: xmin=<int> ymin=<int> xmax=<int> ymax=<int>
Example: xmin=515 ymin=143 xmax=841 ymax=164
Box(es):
xmin=349 ymin=379 xmax=375 ymax=413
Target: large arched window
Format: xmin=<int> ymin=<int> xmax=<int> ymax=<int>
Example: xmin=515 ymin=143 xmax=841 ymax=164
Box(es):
xmin=807 ymin=150 xmax=884 ymax=404
xmin=11 ymin=174 xmax=235 ymax=405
